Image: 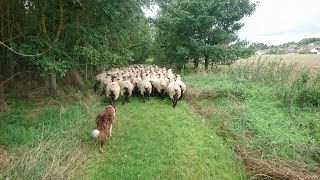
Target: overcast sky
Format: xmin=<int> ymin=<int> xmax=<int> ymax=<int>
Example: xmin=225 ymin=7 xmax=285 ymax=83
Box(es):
xmin=143 ymin=0 xmax=320 ymax=45
xmin=238 ymin=0 xmax=320 ymax=45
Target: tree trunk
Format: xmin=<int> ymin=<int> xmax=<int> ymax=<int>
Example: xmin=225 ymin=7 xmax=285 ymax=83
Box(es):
xmin=193 ymin=57 xmax=199 ymax=68
xmin=47 ymin=72 xmax=57 ymax=95
xmin=38 ymin=0 xmax=50 ymax=41
xmin=67 ymin=70 xmax=85 ymax=87
xmin=54 ymin=0 xmax=64 ymax=42
xmin=204 ymin=53 xmax=209 ymax=70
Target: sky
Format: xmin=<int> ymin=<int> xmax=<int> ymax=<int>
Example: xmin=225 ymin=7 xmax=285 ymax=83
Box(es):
xmin=143 ymin=0 xmax=320 ymax=45
xmin=238 ymin=0 xmax=320 ymax=45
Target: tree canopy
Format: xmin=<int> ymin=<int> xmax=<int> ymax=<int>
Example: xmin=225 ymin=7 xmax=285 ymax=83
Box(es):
xmin=1 ymin=0 xmax=154 ymax=93
xmin=153 ymin=0 xmax=256 ymax=69
xmin=0 ymin=0 xmax=256 ymax=94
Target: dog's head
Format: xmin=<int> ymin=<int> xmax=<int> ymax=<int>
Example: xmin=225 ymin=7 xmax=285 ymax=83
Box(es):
xmin=106 ymin=105 xmax=116 ymax=117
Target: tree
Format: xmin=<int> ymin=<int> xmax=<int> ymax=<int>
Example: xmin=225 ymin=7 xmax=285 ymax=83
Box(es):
xmin=153 ymin=0 xmax=256 ymax=69
xmin=1 ymin=0 xmax=154 ymax=95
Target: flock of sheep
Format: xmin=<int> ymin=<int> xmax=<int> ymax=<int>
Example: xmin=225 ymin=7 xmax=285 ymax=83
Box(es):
xmin=94 ymin=64 xmax=187 ymax=108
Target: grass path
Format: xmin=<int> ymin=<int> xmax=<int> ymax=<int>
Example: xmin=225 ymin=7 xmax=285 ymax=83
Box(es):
xmin=0 ymin=93 xmax=246 ymax=179
xmin=88 ymin=97 xmax=245 ymax=179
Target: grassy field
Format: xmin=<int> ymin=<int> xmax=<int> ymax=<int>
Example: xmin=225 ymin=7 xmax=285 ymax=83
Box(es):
xmin=0 ymin=90 xmax=246 ymax=179
xmin=235 ymin=54 xmax=320 ymax=73
xmin=1 ymin=55 xmax=320 ymax=179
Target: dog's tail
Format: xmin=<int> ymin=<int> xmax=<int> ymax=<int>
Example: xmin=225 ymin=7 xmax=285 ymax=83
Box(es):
xmin=92 ymin=129 xmax=100 ymax=138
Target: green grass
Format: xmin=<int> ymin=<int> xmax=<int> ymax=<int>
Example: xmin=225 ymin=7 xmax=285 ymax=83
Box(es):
xmin=184 ymin=68 xmax=320 ymax=172
xmin=1 ymin=61 xmax=319 ymax=179
xmin=89 ymin=97 xmax=245 ymax=179
xmin=0 ymin=91 xmax=246 ymax=179
xmin=0 ymin=91 xmax=101 ymax=179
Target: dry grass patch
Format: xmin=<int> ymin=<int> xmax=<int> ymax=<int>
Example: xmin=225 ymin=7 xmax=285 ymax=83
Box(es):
xmin=1 ymin=137 xmax=93 ymax=179
xmin=0 ymin=148 xmax=13 ymax=173
xmin=235 ymin=146 xmax=320 ymax=180
xmin=236 ymin=54 xmax=320 ymax=73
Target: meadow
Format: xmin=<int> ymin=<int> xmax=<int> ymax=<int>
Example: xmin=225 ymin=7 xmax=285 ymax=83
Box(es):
xmin=235 ymin=54 xmax=320 ymax=73
xmin=1 ymin=54 xmax=320 ymax=179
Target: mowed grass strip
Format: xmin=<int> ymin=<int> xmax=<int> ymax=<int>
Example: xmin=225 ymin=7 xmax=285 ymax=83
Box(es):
xmin=89 ymin=97 xmax=246 ymax=179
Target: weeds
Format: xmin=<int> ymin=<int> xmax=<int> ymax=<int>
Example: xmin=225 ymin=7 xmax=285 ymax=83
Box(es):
xmin=0 ymin=90 xmax=101 ymax=179
xmin=185 ymin=59 xmax=320 ymax=179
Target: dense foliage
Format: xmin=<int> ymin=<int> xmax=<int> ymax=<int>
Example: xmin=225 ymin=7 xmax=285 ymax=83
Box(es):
xmin=0 ymin=0 xmax=256 ymax=94
xmin=153 ymin=0 xmax=256 ymax=69
xmin=0 ymin=0 xmax=153 ymax=93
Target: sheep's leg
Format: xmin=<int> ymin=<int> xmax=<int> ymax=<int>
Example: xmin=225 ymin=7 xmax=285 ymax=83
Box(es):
xmin=111 ymin=95 xmax=115 ymax=107
xmin=147 ymin=92 xmax=150 ymax=101
xmin=122 ymin=95 xmax=125 ymax=105
xmin=99 ymin=141 xmax=105 ymax=153
xmin=142 ymin=93 xmax=145 ymax=103
xmin=179 ymin=93 xmax=184 ymax=100
xmin=108 ymin=97 xmax=112 ymax=106
xmin=124 ymin=91 xmax=129 ymax=102
xmin=173 ymin=95 xmax=178 ymax=108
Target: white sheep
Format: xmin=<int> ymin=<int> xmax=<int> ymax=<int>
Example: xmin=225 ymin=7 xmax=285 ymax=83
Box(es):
xmin=132 ymin=75 xmax=142 ymax=96
xmin=175 ymin=74 xmax=187 ymax=99
xmin=105 ymin=78 xmax=121 ymax=106
xmin=156 ymin=77 xmax=169 ymax=100
xmin=121 ymin=77 xmax=134 ymax=104
xmin=139 ymin=78 xmax=152 ymax=103
xmin=94 ymin=71 xmax=106 ymax=92
xmin=166 ymin=77 xmax=181 ymax=108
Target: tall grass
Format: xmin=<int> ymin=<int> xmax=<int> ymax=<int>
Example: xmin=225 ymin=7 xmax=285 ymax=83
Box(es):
xmin=0 ymin=90 xmax=101 ymax=179
xmin=184 ymin=60 xmax=320 ymax=178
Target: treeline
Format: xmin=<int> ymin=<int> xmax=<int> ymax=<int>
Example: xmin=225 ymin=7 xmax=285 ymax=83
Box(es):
xmin=0 ymin=0 xmax=256 ymax=95
xmin=252 ymin=38 xmax=320 ymax=54
xmin=0 ymin=0 xmax=153 ymax=94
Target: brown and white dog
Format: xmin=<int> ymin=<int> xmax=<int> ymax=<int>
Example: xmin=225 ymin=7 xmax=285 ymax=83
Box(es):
xmin=92 ymin=105 xmax=116 ymax=153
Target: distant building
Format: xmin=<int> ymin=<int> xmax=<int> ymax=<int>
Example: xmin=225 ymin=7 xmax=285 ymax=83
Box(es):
xmin=308 ymin=43 xmax=315 ymax=47
xmin=285 ymin=48 xmax=296 ymax=54
xmin=309 ymin=46 xmax=320 ymax=54
xmin=255 ymin=50 xmax=267 ymax=55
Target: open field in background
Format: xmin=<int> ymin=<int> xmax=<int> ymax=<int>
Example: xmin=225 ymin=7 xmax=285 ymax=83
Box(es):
xmin=235 ymin=54 xmax=320 ymax=73
xmin=1 ymin=54 xmax=320 ymax=179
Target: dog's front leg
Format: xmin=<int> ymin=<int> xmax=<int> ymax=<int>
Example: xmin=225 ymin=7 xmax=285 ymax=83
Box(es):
xmin=109 ymin=124 xmax=113 ymax=137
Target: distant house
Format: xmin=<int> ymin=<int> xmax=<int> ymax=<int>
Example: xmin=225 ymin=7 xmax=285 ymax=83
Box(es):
xmin=306 ymin=44 xmax=320 ymax=54
xmin=285 ymin=48 xmax=296 ymax=54
xmin=310 ymin=48 xmax=318 ymax=53
xmin=255 ymin=50 xmax=267 ymax=55
xmin=310 ymin=47 xmax=320 ymax=54
xmin=308 ymin=43 xmax=315 ymax=47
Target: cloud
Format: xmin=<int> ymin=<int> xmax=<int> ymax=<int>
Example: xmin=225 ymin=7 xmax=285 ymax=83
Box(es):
xmin=238 ymin=0 xmax=320 ymax=45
